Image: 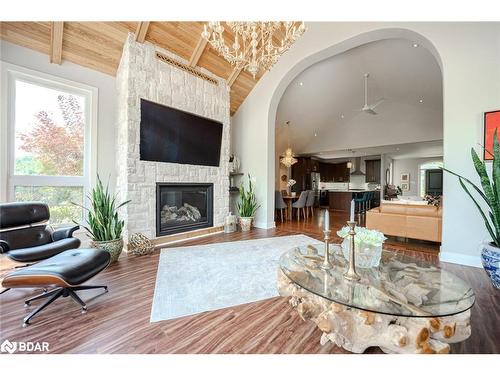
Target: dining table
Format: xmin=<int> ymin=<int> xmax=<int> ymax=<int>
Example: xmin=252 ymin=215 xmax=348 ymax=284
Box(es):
xmin=282 ymin=195 xmax=299 ymax=220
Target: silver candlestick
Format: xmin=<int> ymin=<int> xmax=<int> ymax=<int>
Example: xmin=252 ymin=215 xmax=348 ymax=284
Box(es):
xmin=319 ymin=229 xmax=332 ymax=270
xmin=343 ymin=220 xmax=361 ymax=281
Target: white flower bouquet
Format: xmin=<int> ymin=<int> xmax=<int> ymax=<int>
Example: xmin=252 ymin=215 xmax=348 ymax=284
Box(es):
xmin=337 ymin=226 xmax=387 ymax=268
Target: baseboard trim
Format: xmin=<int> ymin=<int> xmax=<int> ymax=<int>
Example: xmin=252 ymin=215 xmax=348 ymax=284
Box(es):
xmin=149 ymin=226 xmax=224 ymax=248
xmin=253 ymin=221 xmax=276 ymax=229
xmin=439 ymin=251 xmax=482 ymax=268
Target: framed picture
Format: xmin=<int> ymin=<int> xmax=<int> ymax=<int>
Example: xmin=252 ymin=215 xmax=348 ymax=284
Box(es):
xmin=401 ymin=182 xmax=410 ymax=191
xmin=484 ymin=110 xmax=500 ymax=160
xmin=400 ymin=173 xmax=409 ymax=182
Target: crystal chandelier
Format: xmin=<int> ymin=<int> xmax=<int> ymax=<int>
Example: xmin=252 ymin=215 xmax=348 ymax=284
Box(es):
xmin=281 ymin=147 xmax=298 ymax=168
xmin=201 ymin=22 xmax=306 ymax=79
xmin=280 ymin=121 xmax=298 ymax=168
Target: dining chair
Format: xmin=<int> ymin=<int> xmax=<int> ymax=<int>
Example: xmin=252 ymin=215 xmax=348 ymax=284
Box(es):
xmin=275 ymin=191 xmax=288 ymax=222
xmin=305 ymin=190 xmax=315 ymax=219
xmin=292 ymin=191 xmax=309 ymax=221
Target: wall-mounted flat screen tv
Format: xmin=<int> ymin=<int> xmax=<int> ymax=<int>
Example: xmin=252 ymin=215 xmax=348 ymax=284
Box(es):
xmin=140 ymin=99 xmax=223 ymax=167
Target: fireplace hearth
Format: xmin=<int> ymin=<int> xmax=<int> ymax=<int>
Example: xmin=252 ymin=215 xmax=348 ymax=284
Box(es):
xmin=156 ymin=183 xmax=214 ymax=236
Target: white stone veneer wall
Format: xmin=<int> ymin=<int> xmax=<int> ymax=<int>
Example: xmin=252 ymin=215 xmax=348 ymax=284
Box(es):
xmin=116 ymin=33 xmax=230 ymax=242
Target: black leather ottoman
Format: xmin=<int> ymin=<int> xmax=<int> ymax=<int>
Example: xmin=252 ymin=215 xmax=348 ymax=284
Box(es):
xmin=2 ymin=248 xmax=111 ymax=326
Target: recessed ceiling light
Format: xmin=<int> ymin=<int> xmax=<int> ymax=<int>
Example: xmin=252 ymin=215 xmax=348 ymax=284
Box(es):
xmin=314 ymin=132 xmax=317 ymax=137
xmin=340 ymin=114 xmax=345 ymax=119
xmin=396 ymin=147 xmax=400 ymax=151
xmin=299 ymin=82 xmax=303 ymax=86
xmin=413 ymin=43 xmax=419 ymax=48
xmin=419 ymin=99 xmax=424 ymax=103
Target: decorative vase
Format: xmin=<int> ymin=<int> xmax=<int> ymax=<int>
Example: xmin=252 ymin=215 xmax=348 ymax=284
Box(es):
xmin=341 ymin=237 xmax=383 ymax=268
xmin=481 ymin=241 xmax=500 ymax=289
xmin=224 ymin=212 xmax=237 ymax=233
xmin=239 ymin=217 xmax=253 ymax=232
xmin=91 ymin=237 xmax=124 ymax=263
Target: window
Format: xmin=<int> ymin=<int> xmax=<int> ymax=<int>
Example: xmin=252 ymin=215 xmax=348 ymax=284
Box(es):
xmin=419 ymin=160 xmax=444 ymax=197
xmin=4 ymin=65 xmax=97 ymax=227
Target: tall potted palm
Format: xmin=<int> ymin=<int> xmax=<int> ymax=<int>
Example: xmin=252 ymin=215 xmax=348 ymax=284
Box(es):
xmin=76 ymin=175 xmax=130 ymax=263
xmin=443 ymin=130 xmax=500 ymax=289
xmin=237 ymin=174 xmax=260 ymax=231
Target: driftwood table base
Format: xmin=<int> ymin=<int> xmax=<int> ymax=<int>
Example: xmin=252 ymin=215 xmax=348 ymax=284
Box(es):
xmin=277 ymin=269 xmax=471 ymax=354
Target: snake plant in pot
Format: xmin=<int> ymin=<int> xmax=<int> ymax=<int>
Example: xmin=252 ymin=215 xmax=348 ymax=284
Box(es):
xmin=76 ymin=175 xmax=130 ymax=263
xmin=443 ymin=129 xmax=500 ymax=289
xmin=237 ymin=174 xmax=260 ymax=231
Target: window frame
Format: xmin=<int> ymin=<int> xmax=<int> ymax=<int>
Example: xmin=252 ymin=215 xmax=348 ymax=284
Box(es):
xmin=1 ymin=63 xmax=98 ymax=224
xmin=419 ymin=160 xmax=444 ymax=197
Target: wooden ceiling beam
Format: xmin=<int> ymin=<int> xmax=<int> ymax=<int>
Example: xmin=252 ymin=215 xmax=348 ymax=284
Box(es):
xmin=49 ymin=22 xmax=64 ymax=64
xmin=227 ymin=66 xmax=243 ymax=87
xmin=188 ymin=36 xmax=208 ymax=67
xmin=135 ymin=22 xmax=150 ymax=43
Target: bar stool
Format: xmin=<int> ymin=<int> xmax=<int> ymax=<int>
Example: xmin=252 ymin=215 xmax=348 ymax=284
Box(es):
xmin=354 ymin=192 xmax=370 ymax=225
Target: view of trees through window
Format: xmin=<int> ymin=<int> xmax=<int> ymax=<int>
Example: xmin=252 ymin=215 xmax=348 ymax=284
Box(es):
xmin=13 ymin=80 xmax=86 ymax=226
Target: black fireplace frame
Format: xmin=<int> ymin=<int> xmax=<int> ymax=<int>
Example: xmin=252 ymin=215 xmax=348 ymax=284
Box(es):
xmin=156 ymin=182 xmax=214 ymax=237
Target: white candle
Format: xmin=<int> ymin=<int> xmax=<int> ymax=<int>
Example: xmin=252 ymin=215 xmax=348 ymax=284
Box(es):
xmin=350 ymin=199 xmax=355 ymax=222
xmin=324 ymin=209 xmax=330 ymax=230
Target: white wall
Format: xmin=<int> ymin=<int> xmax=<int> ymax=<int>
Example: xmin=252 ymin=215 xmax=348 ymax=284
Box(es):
xmin=231 ymin=23 xmax=500 ymax=267
xmin=393 ymin=157 xmax=443 ymax=197
xmin=0 ymin=40 xmax=117 ymax=192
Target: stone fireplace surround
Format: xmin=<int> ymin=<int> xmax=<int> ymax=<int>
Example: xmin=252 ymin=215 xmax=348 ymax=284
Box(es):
xmin=115 ymin=33 xmax=230 ymax=243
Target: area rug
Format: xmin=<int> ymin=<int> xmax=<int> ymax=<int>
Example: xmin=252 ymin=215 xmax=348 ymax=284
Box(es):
xmin=150 ymin=234 xmax=321 ymax=322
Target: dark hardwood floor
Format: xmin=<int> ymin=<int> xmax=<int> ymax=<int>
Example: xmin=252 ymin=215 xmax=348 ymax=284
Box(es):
xmin=0 ymin=210 xmax=498 ymax=354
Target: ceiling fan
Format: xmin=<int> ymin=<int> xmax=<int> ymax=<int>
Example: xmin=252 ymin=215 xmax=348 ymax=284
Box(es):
xmin=359 ymin=73 xmax=384 ymax=115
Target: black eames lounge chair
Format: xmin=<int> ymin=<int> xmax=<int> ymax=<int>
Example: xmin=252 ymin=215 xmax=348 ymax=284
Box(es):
xmin=0 ymin=201 xmax=81 ymax=263
xmin=0 ymin=202 xmax=111 ymax=326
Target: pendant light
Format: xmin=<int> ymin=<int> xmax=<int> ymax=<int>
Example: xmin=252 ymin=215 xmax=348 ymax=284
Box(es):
xmin=280 ymin=121 xmax=298 ymax=168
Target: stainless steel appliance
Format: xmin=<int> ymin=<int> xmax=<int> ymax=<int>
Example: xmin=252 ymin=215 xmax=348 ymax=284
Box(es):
xmin=310 ymin=172 xmax=321 ymax=207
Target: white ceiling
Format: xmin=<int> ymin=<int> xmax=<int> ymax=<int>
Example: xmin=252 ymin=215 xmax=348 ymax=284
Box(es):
xmin=276 ymin=38 xmax=443 ymax=158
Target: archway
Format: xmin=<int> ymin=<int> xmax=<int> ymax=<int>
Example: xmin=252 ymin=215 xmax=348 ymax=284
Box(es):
xmin=267 ymin=27 xmax=443 ymax=226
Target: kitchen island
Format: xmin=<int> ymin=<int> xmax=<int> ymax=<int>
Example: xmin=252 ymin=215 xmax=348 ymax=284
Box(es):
xmin=323 ymin=189 xmax=380 ymax=212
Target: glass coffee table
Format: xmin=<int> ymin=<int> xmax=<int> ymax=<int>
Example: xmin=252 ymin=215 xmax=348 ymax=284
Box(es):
xmin=277 ymin=243 xmax=475 ymax=354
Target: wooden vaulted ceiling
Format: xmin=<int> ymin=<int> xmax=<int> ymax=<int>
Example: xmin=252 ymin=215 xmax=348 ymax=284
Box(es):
xmin=0 ymin=22 xmax=265 ymax=115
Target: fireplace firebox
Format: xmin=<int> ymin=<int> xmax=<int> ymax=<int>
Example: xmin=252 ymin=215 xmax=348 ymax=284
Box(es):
xmin=156 ymin=183 xmax=213 ymax=236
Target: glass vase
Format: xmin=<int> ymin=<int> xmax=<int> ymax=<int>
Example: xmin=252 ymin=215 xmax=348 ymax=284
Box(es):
xmin=341 ymin=237 xmax=383 ymax=268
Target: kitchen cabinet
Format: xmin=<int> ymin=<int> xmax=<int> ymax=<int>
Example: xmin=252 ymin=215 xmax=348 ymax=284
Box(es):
xmin=291 ymin=157 xmax=321 ymax=191
xmin=310 ymin=158 xmax=320 ymax=172
xmin=328 ymin=191 xmax=352 ymax=211
xmin=335 ymin=162 xmax=350 ymax=182
xmin=318 ymin=162 xmax=350 ymax=182
xmin=365 ymin=159 xmax=381 ymax=183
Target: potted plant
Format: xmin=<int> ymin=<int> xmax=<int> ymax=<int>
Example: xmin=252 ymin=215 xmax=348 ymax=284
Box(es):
xmin=337 ymin=226 xmax=387 ymax=268
xmin=443 ymin=129 xmax=500 ymax=289
xmin=76 ymin=175 xmax=130 ymax=263
xmin=237 ymin=174 xmax=260 ymax=231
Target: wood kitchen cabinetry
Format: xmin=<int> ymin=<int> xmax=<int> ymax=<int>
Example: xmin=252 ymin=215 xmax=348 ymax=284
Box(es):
xmin=328 ymin=191 xmax=352 ymax=211
xmin=293 ymin=158 xmax=351 ymax=186
xmin=291 ymin=157 xmax=320 ymax=191
xmin=319 ymin=162 xmax=350 ymax=182
xmin=365 ymin=159 xmax=381 ymax=184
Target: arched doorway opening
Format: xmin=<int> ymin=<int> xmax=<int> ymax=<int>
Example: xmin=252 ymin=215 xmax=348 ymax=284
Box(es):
xmin=270 ymin=29 xmax=443 ymax=226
